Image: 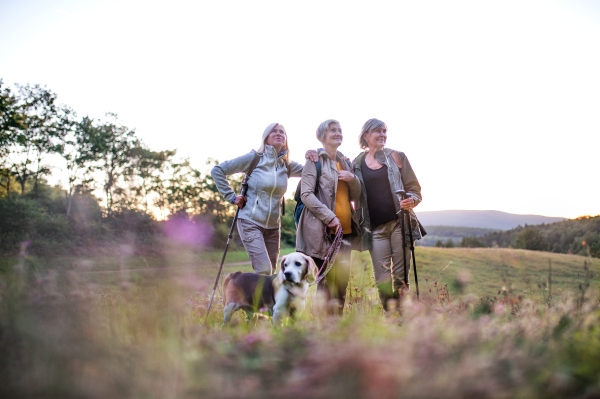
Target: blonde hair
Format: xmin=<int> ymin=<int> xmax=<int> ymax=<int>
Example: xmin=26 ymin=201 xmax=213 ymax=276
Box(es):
xmin=359 ymin=118 xmax=387 ymax=149
xmin=258 ymin=123 xmax=290 ymax=166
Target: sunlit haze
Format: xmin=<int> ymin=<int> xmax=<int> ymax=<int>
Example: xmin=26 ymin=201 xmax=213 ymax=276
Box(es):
xmin=2 ymin=0 xmax=599 ymax=219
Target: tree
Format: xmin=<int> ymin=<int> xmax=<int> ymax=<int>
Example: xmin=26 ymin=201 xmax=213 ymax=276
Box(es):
xmin=0 ymin=79 xmax=25 ymax=159
xmin=125 ymin=146 xmax=176 ymax=213
xmin=435 ymin=240 xmax=444 ymax=248
xmin=444 ymin=239 xmax=455 ymax=248
xmin=78 ymin=113 xmax=139 ymax=216
xmin=460 ymin=236 xmax=485 ymax=248
xmin=6 ymin=83 xmax=61 ymax=197
xmin=54 ymin=108 xmax=96 ymax=218
xmin=515 ymin=228 xmax=548 ymax=251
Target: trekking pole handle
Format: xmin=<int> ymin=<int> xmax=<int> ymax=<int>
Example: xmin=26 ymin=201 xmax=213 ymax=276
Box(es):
xmin=395 ymin=189 xmax=413 ymax=201
xmin=240 ymin=179 xmax=249 ymax=196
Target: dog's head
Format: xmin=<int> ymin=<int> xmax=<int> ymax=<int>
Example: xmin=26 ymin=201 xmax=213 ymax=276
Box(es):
xmin=278 ymin=252 xmax=318 ymax=286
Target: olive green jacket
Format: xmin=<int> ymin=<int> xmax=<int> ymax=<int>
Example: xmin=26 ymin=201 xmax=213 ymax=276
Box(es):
xmin=353 ymin=148 xmax=424 ymax=251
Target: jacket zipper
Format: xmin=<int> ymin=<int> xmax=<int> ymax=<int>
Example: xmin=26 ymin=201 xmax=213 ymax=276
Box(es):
xmin=265 ymin=152 xmax=278 ymax=227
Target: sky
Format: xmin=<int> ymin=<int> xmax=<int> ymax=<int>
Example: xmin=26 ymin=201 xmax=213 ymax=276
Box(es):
xmin=1 ymin=0 xmax=599 ymax=219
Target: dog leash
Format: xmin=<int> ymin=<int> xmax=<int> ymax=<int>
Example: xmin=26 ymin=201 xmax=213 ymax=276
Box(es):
xmin=310 ymin=226 xmax=344 ymax=286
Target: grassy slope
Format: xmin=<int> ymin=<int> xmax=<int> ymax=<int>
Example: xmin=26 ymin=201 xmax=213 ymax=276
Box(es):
xmin=411 ymin=247 xmax=599 ymax=300
xmin=2 ymin=247 xmax=600 ymax=398
xmin=3 ymin=247 xmax=597 ymax=301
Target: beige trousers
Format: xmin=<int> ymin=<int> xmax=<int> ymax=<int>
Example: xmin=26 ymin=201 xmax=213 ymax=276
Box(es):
xmin=369 ymin=219 xmax=412 ymax=310
xmin=237 ymin=218 xmax=280 ymax=275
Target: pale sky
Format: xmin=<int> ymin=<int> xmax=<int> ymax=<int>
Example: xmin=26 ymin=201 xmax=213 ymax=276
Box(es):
xmin=1 ymin=0 xmax=599 ymax=219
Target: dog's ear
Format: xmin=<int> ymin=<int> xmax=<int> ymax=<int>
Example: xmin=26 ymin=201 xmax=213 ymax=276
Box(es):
xmin=278 ymin=255 xmax=287 ymax=284
xmin=279 ymin=255 xmax=287 ymax=272
xmin=278 ymin=269 xmax=286 ymax=284
xmin=305 ymin=255 xmax=318 ymax=284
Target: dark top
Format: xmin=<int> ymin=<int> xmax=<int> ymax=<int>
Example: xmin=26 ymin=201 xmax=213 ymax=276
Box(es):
xmin=361 ymin=156 xmax=397 ymax=230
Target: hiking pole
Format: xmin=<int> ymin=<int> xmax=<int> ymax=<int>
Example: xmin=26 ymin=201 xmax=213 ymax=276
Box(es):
xmin=396 ymin=190 xmax=409 ymax=294
xmin=205 ymin=179 xmax=249 ymax=323
xmin=396 ymin=190 xmax=420 ymax=300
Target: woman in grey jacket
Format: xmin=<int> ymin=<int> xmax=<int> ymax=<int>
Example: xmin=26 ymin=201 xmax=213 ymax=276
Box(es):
xmin=211 ymin=123 xmax=303 ymax=275
xmin=353 ymin=118 xmax=423 ymax=310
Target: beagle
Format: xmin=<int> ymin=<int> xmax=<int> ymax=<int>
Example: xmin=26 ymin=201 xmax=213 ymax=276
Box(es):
xmin=223 ymin=252 xmax=318 ymax=324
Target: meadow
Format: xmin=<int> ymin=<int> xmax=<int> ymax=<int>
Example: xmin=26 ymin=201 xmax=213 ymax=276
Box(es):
xmin=1 ymin=246 xmax=599 ymax=398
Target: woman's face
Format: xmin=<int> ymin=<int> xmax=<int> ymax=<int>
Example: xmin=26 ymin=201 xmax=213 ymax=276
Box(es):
xmin=365 ymin=125 xmax=387 ymax=149
xmin=323 ymin=123 xmax=343 ymax=148
xmin=266 ymin=125 xmax=286 ymax=149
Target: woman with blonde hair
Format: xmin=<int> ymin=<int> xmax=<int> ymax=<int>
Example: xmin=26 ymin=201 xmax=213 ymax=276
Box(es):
xmin=212 ymin=123 xmax=304 ymax=275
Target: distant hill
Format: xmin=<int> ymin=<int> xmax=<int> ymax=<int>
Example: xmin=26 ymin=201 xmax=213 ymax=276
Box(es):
xmin=478 ymin=215 xmax=600 ymax=258
xmin=415 ymin=210 xmax=566 ymax=230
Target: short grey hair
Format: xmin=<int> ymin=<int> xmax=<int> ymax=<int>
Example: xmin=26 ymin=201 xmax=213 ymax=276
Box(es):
xmin=316 ymin=119 xmax=340 ymax=143
xmin=359 ymin=118 xmax=387 ymax=149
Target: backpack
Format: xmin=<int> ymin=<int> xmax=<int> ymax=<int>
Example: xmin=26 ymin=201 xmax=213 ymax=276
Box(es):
xmin=293 ymin=160 xmax=322 ymax=227
xmin=293 ymin=155 xmax=352 ymax=227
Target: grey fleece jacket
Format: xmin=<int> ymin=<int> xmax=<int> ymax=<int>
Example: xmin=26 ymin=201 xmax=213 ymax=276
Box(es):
xmin=211 ymin=145 xmax=303 ymax=229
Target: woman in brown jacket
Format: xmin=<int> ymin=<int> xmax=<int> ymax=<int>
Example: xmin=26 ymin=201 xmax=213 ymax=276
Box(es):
xmin=296 ymin=119 xmax=361 ymax=314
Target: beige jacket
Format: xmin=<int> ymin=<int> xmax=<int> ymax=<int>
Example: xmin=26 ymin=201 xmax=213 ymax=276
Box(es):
xmin=295 ymin=149 xmax=362 ymax=259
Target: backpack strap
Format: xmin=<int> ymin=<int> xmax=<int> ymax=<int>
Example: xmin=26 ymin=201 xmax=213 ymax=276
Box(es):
xmin=243 ymin=152 xmax=262 ymax=182
xmin=314 ymin=160 xmax=322 ymax=194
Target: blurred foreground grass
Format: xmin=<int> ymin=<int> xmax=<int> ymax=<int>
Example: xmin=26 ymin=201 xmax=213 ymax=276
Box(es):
xmin=1 ymin=247 xmax=599 ymax=398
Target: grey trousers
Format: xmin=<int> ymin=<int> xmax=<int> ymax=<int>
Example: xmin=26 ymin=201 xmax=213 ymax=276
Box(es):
xmin=237 ymin=218 xmax=280 ymax=275
xmin=369 ymin=219 xmax=412 ymax=310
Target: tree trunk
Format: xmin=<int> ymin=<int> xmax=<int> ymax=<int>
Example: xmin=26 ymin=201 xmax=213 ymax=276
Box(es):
xmin=66 ymin=186 xmax=73 ymax=219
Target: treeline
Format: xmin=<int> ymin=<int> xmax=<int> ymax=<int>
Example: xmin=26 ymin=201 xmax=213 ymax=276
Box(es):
xmin=0 ymin=80 xmax=247 ymax=255
xmin=456 ymin=216 xmax=600 ymax=258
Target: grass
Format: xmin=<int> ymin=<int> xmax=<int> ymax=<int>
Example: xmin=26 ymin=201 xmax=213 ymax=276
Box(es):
xmin=1 ymin=246 xmax=599 ymax=398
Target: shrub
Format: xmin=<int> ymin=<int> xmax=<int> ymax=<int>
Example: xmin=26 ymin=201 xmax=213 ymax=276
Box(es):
xmin=460 ymin=236 xmax=485 ymax=248
xmin=515 ymin=228 xmax=548 ymax=251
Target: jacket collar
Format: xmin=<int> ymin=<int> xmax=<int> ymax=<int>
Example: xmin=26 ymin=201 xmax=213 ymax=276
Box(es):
xmin=355 ymin=148 xmax=392 ymax=165
xmin=318 ymin=148 xmax=346 ymax=163
xmin=264 ymin=144 xmax=288 ymax=161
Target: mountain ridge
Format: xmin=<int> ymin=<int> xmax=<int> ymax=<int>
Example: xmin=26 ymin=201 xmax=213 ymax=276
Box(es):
xmin=415 ymin=210 xmax=566 ymax=230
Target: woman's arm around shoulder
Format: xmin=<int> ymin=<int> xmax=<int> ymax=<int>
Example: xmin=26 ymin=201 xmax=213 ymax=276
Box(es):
xmin=288 ymin=160 xmax=303 ymax=178
xmin=210 ymin=150 xmax=258 ymax=203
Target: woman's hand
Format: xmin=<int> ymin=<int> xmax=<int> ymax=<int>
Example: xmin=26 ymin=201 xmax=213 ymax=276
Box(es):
xmin=327 ymin=217 xmax=341 ymax=232
xmin=233 ymin=195 xmax=247 ymax=209
xmin=305 ymin=150 xmax=319 ymax=162
xmin=338 ymin=170 xmax=355 ymax=182
xmin=400 ymin=197 xmax=415 ymax=210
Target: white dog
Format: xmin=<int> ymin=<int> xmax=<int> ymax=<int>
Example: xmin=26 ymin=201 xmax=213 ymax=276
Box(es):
xmin=222 ymin=252 xmax=318 ymax=324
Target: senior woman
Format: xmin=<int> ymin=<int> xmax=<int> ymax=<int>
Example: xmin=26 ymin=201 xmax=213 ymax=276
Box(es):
xmin=296 ymin=119 xmax=361 ymax=315
xmin=211 ymin=123 xmax=304 ymax=275
xmin=353 ymin=118 xmax=424 ymax=311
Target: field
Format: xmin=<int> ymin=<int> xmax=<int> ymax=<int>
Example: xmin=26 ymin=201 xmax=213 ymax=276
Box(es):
xmin=1 ymin=246 xmax=599 ymax=398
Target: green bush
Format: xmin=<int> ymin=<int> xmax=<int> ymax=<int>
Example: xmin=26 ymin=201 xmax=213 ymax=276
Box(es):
xmin=515 ymin=228 xmax=548 ymax=251
xmin=460 ymin=236 xmax=485 ymax=248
